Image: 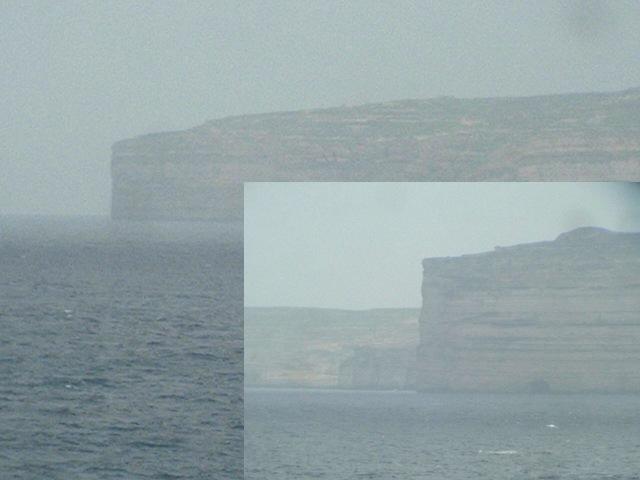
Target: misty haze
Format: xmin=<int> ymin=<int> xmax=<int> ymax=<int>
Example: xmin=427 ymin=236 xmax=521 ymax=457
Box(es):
xmin=3 ymin=1 xmax=640 ymax=479
xmin=245 ymin=182 xmax=640 ymax=479
xmin=3 ymin=1 xmax=640 ymax=216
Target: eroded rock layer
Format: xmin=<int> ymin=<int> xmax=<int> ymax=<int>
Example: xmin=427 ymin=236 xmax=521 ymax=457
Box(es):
xmin=112 ymin=88 xmax=640 ymax=220
xmin=417 ymin=227 xmax=640 ymax=393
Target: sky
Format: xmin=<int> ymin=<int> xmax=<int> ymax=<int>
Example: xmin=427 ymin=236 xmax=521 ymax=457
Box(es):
xmin=2 ymin=1 xmax=640 ymax=215
xmin=244 ymin=182 xmax=640 ymax=310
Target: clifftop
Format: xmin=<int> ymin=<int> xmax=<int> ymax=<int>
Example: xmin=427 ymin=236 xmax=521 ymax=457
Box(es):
xmin=554 ymin=226 xmax=626 ymax=242
xmin=114 ymin=86 xmax=640 ymax=157
xmin=422 ymin=227 xmax=640 ymax=288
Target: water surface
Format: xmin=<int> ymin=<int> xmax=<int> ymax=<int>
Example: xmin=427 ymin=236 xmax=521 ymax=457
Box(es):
xmin=0 ymin=216 xmax=243 ymax=479
xmin=246 ymin=387 xmax=640 ymax=480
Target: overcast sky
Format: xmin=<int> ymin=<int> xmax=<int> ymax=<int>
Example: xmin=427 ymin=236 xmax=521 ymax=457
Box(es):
xmin=2 ymin=1 xmax=640 ymax=215
xmin=245 ymin=182 xmax=640 ymax=310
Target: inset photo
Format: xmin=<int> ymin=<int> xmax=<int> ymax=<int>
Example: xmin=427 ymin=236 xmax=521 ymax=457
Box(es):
xmin=245 ymin=182 xmax=640 ymax=480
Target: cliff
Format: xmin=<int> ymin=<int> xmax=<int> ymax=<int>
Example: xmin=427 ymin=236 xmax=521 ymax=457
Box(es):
xmin=245 ymin=307 xmax=419 ymax=389
xmin=112 ymin=87 xmax=640 ymax=220
xmin=417 ymin=227 xmax=640 ymax=393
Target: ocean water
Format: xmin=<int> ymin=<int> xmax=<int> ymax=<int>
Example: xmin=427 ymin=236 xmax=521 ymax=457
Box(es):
xmin=0 ymin=216 xmax=243 ymax=479
xmin=246 ymin=388 xmax=640 ymax=480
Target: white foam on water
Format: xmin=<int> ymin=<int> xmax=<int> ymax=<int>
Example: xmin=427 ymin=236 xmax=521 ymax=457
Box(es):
xmin=479 ymin=450 xmax=519 ymax=455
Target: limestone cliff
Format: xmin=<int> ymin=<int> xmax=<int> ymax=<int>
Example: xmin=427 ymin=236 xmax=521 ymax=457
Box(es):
xmin=112 ymin=88 xmax=640 ymax=220
xmin=417 ymin=227 xmax=640 ymax=393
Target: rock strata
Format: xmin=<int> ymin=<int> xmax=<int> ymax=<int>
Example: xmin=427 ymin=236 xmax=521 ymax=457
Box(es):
xmin=112 ymin=88 xmax=640 ymax=220
xmin=417 ymin=227 xmax=640 ymax=393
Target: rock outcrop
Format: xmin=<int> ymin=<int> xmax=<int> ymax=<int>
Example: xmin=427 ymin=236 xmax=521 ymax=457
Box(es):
xmin=417 ymin=227 xmax=640 ymax=393
xmin=112 ymin=88 xmax=640 ymax=220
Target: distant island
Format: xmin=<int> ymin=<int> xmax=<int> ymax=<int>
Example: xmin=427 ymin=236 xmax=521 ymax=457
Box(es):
xmin=112 ymin=87 xmax=640 ymax=221
xmin=245 ymin=307 xmax=419 ymax=390
xmin=245 ymin=227 xmax=640 ymax=393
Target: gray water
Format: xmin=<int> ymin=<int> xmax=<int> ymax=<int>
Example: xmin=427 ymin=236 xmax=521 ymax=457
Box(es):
xmin=246 ymin=388 xmax=640 ymax=480
xmin=0 ymin=216 xmax=243 ymax=479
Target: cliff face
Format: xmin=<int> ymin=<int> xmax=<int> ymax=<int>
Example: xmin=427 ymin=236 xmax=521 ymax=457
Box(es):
xmin=112 ymin=88 xmax=640 ymax=220
xmin=417 ymin=227 xmax=640 ymax=393
xmin=245 ymin=307 xmax=418 ymax=389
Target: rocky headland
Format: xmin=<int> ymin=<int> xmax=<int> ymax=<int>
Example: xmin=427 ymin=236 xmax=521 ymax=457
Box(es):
xmin=112 ymin=87 xmax=640 ymax=220
xmin=417 ymin=227 xmax=640 ymax=393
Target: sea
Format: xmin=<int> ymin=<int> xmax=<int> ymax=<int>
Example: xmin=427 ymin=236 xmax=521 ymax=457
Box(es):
xmin=245 ymin=388 xmax=640 ymax=480
xmin=0 ymin=216 xmax=243 ymax=479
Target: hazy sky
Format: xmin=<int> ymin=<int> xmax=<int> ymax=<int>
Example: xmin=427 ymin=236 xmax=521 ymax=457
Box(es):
xmin=2 ymin=1 xmax=640 ymax=215
xmin=245 ymin=182 xmax=640 ymax=310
